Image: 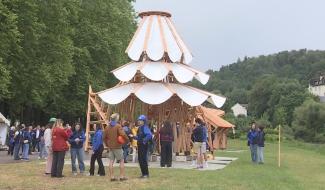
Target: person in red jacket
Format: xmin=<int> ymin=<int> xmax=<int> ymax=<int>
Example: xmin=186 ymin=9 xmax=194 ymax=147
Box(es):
xmin=51 ymin=119 xmax=69 ymax=178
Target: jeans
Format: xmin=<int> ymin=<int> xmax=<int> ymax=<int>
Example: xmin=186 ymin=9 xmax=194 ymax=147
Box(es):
xmin=51 ymin=151 xmax=66 ymax=177
xmin=23 ymin=143 xmax=29 ymax=160
xmin=70 ymin=148 xmax=85 ymax=173
xmin=138 ymin=143 xmax=149 ymax=176
xmin=13 ymin=143 xmax=21 ymax=160
xmin=257 ymin=146 xmax=264 ymax=163
xmin=39 ymin=142 xmax=47 ymax=158
xmin=122 ymin=145 xmax=129 ymax=162
xmin=250 ymin=144 xmax=257 ymax=163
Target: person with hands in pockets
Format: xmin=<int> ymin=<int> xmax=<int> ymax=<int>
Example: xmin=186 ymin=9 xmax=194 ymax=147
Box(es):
xmin=130 ymin=115 xmax=152 ymax=179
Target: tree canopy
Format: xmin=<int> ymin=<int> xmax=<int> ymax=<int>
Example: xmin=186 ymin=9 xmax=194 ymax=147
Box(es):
xmin=0 ymin=0 xmax=136 ymax=124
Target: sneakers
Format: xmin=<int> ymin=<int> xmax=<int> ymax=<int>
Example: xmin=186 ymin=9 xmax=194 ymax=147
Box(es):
xmin=119 ymin=177 xmax=128 ymax=181
xmin=139 ymin=175 xmax=149 ymax=179
xmin=73 ymin=172 xmax=78 ymax=176
xmin=204 ymin=162 xmax=208 ymax=168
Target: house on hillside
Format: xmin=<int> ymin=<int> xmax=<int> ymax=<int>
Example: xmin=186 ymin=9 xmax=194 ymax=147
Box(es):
xmin=309 ymin=74 xmax=325 ymax=103
xmin=231 ymin=103 xmax=248 ymax=117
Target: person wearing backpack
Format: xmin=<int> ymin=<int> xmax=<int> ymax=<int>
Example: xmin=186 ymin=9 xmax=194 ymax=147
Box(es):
xmin=130 ymin=115 xmax=152 ymax=178
xmin=103 ymin=113 xmax=129 ymax=181
xmin=192 ymin=118 xmax=207 ymax=169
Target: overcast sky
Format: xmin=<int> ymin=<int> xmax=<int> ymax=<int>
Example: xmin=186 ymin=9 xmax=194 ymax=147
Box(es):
xmin=133 ymin=0 xmax=325 ymax=71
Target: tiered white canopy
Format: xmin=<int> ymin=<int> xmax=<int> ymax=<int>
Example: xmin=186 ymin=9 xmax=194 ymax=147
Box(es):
xmin=98 ymin=83 xmax=226 ymax=108
xmin=126 ymin=11 xmax=193 ymax=64
xmin=98 ymin=11 xmax=227 ymax=109
xmin=112 ymin=61 xmax=210 ymax=85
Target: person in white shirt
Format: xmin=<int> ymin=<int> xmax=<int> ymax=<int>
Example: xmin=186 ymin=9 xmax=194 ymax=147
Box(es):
xmin=44 ymin=118 xmax=56 ymax=175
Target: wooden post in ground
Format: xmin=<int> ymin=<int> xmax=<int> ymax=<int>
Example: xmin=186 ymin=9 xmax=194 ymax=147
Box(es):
xmin=84 ymin=85 xmax=92 ymax=152
xmin=278 ymin=124 xmax=281 ymax=168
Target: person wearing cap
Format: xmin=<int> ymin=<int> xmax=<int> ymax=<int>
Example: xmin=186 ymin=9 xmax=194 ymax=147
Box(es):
xmin=44 ymin=118 xmax=56 ymax=175
xmin=131 ymin=115 xmax=152 ymax=178
xmin=103 ymin=113 xmax=129 ymax=181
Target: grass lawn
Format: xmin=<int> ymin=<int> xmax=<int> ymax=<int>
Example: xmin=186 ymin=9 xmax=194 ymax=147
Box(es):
xmin=0 ymin=139 xmax=324 ymax=190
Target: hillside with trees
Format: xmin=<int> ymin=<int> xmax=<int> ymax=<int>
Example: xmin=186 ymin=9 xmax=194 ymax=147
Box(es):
xmin=193 ymin=49 xmax=325 ymax=142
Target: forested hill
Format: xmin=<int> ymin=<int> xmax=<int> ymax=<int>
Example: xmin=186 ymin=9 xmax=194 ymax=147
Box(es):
xmin=193 ymin=49 xmax=325 ymax=129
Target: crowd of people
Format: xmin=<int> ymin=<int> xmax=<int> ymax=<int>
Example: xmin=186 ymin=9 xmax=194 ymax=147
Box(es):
xmin=247 ymin=122 xmax=265 ymax=164
xmin=7 ymin=124 xmax=51 ymax=160
xmin=5 ymin=112 xmax=245 ymax=180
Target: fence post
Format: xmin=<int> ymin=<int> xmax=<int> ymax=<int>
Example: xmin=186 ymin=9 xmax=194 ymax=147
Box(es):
xmin=278 ymin=125 xmax=281 ymax=168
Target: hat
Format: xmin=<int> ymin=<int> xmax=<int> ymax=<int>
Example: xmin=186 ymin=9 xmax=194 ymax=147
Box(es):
xmin=137 ymin=115 xmax=147 ymax=121
xmin=49 ymin=118 xmax=57 ymax=122
xmin=110 ymin=113 xmax=120 ymax=122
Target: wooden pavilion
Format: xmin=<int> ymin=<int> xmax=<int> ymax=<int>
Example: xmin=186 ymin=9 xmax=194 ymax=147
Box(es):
xmin=84 ymin=11 xmax=233 ymax=153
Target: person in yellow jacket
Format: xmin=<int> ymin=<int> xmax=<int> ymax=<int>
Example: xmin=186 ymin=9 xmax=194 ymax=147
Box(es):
xmin=131 ymin=124 xmax=138 ymax=163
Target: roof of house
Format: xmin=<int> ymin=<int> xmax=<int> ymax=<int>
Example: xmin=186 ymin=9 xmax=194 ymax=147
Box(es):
xmin=231 ymin=103 xmax=248 ymax=109
xmin=198 ymin=106 xmax=234 ymax=128
xmin=310 ymin=75 xmax=325 ymax=87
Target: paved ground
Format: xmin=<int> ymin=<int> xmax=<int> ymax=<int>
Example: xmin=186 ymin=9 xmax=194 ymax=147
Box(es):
xmin=0 ymin=150 xmax=39 ymax=164
xmin=56 ymin=156 xmax=237 ymax=171
xmin=1 ymin=150 xmax=238 ymax=171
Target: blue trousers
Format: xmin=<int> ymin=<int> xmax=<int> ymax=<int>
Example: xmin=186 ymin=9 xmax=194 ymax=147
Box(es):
xmin=250 ymin=144 xmax=257 ymax=163
xmin=13 ymin=143 xmax=21 ymax=160
xmin=70 ymin=148 xmax=85 ymax=173
xmin=23 ymin=143 xmax=29 ymax=160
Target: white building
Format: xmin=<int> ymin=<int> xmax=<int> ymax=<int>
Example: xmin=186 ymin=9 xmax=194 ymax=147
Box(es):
xmin=231 ymin=103 xmax=248 ymax=117
xmin=0 ymin=112 xmax=10 ymax=147
xmin=309 ymin=75 xmax=325 ymax=103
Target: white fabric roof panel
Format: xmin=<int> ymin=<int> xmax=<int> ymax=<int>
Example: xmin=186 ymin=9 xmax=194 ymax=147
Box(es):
xmin=97 ymin=82 xmax=226 ymax=108
xmin=126 ymin=14 xmax=193 ymax=64
xmin=135 ymin=83 xmax=172 ymax=104
xmin=98 ymin=83 xmax=135 ymax=105
xmin=112 ymin=62 xmax=209 ymax=85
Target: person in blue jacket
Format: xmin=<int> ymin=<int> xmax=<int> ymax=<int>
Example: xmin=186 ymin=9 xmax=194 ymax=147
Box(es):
xmin=68 ymin=123 xmax=85 ymax=175
xmin=131 ymin=115 xmax=152 ymax=178
xmin=247 ymin=122 xmax=258 ymax=163
xmin=257 ymin=125 xmax=266 ymax=164
xmin=22 ymin=126 xmax=32 ymax=160
xmin=7 ymin=126 xmax=15 ymax=156
xmin=89 ymin=124 xmax=105 ymax=176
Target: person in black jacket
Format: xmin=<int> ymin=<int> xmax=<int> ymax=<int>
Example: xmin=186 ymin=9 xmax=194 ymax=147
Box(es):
xmin=159 ymin=121 xmax=174 ymax=168
xmin=256 ymin=125 xmax=265 ymax=164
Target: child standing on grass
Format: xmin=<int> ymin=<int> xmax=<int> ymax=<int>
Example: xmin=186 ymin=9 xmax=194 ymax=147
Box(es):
xmin=257 ymin=126 xmax=265 ymax=164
